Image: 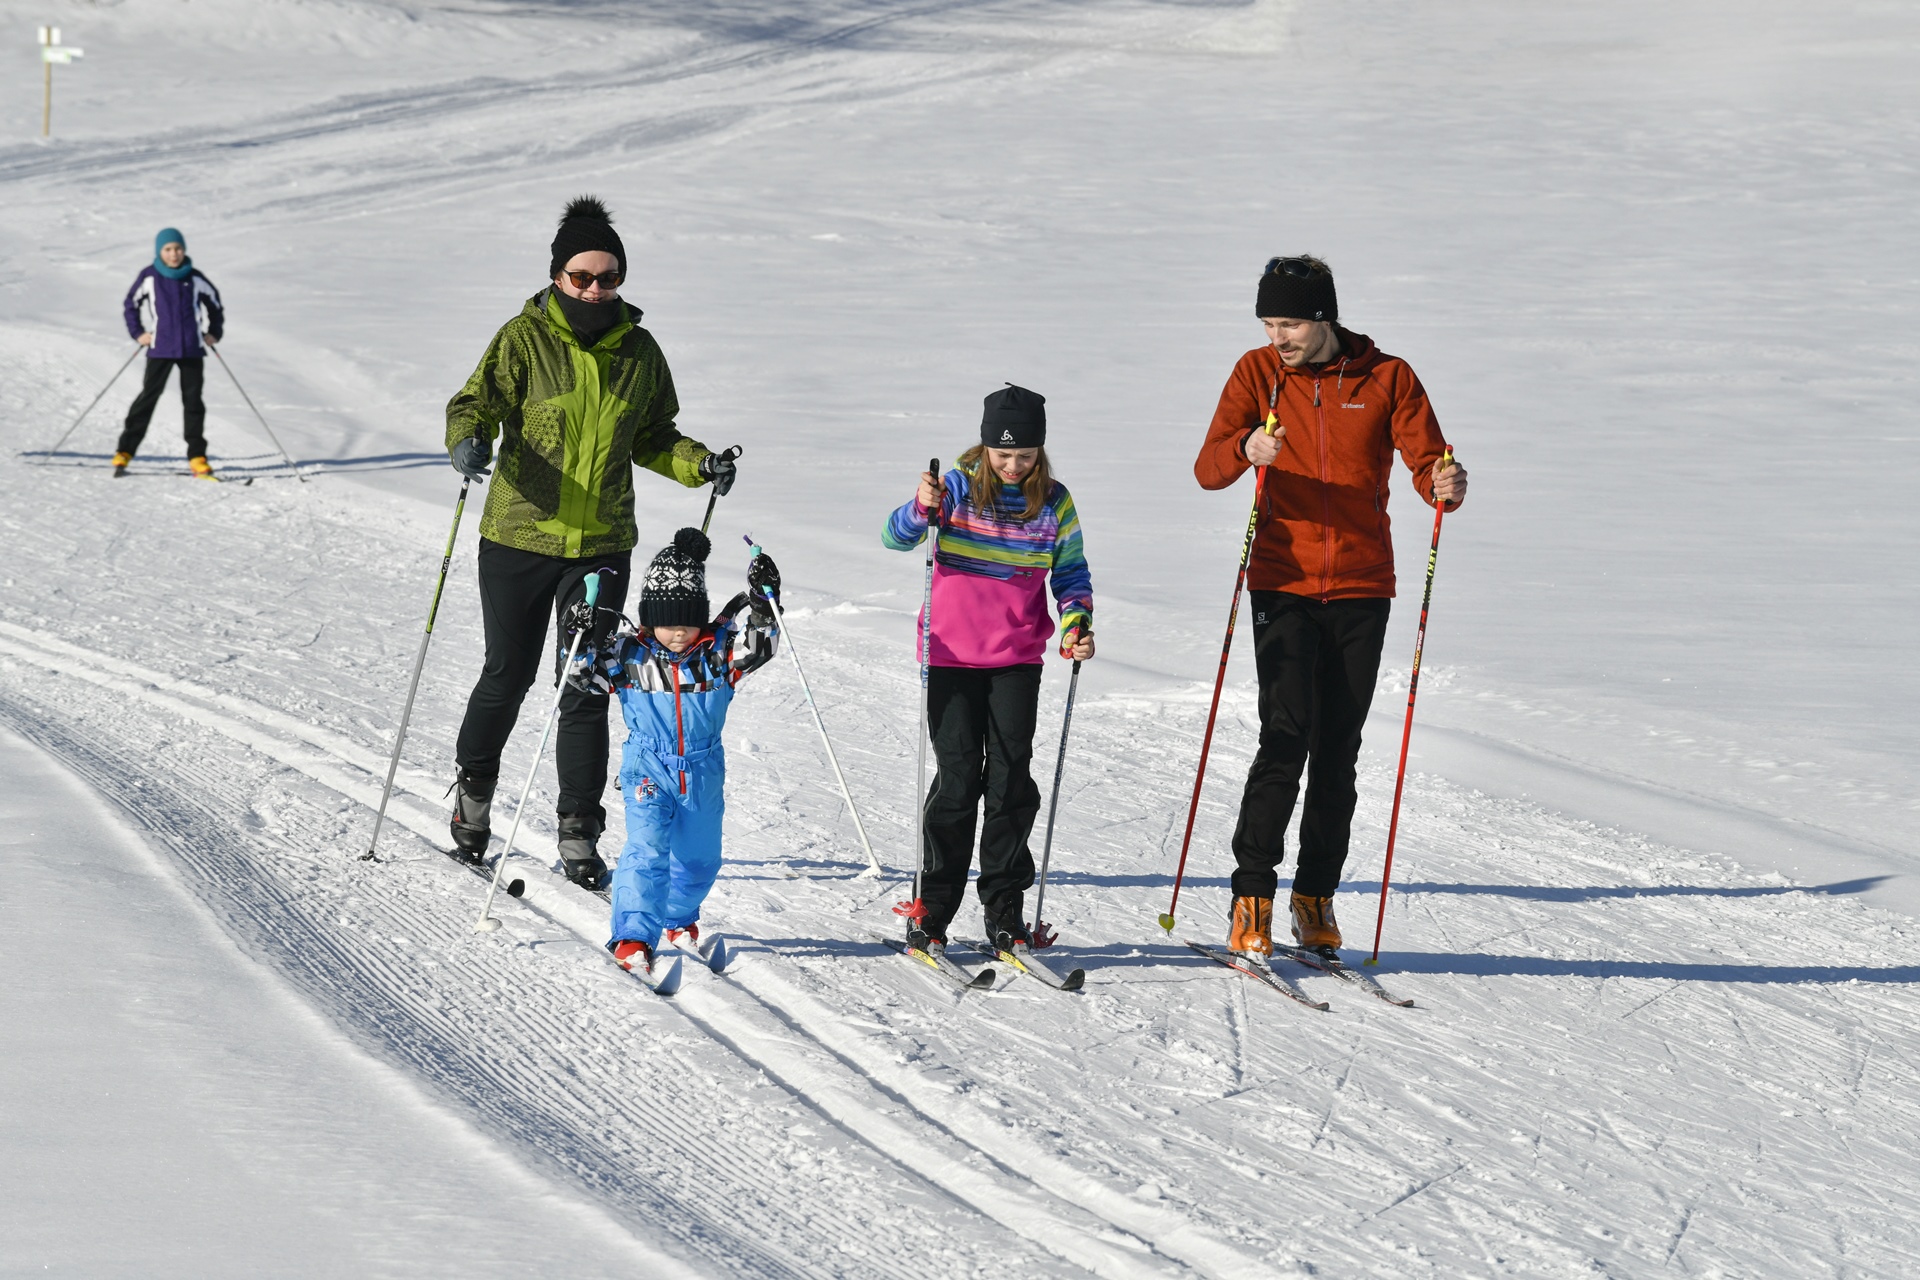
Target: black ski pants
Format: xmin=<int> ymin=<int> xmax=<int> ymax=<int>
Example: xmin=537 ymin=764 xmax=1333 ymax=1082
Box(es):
xmin=117 ymin=357 xmax=207 ymax=459
xmin=919 ymin=663 xmax=1043 ymax=938
xmin=455 ymin=539 xmax=631 ymax=827
xmin=1231 ymin=591 xmax=1391 ymax=900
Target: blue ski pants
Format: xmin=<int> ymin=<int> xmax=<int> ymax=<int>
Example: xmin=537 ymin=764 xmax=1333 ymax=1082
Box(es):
xmin=610 ymin=744 xmax=725 ymax=948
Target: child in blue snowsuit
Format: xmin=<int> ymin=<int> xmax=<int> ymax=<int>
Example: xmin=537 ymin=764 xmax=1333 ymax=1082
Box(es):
xmin=580 ymin=528 xmax=780 ymax=975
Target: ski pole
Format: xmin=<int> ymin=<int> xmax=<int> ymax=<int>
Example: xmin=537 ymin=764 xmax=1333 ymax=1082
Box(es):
xmin=1029 ymin=657 xmax=1081 ymax=950
xmin=211 ymin=347 xmax=305 ymax=482
xmin=41 ymin=343 xmax=142 ymax=455
xmin=743 ymin=535 xmax=884 ymax=876
xmin=474 ymin=570 xmax=603 ymax=933
xmin=1160 ymin=417 xmax=1276 ymax=934
xmin=361 ymin=477 xmax=472 ymax=861
xmin=699 ymin=446 xmax=743 ymax=535
xmin=1367 ymin=446 xmax=1453 ymax=966
xmin=894 ymin=458 xmax=941 ymax=925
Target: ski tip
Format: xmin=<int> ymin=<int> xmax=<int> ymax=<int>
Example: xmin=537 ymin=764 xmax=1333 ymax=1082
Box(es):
xmin=650 ymin=956 xmax=685 ymax=996
xmin=704 ymin=936 xmax=733 ymax=973
xmin=968 ymin=968 xmax=998 ymax=990
xmin=506 ymin=878 xmax=525 ymax=898
xmin=1061 ymin=969 xmax=1087 ymax=992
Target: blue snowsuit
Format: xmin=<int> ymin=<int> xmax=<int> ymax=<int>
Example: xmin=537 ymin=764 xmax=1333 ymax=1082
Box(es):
xmin=603 ymin=592 xmax=777 ymax=947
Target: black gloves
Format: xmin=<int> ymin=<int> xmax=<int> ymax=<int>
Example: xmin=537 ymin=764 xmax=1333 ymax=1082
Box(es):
xmin=699 ymin=448 xmax=739 ymax=497
xmin=451 ymin=436 xmax=493 ymax=480
xmin=748 ymin=551 xmax=781 ymax=608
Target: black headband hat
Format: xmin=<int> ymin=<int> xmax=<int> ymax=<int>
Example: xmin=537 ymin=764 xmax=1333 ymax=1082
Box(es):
xmin=550 ymin=195 xmax=626 ymax=278
xmin=1255 ymin=256 xmax=1338 ymax=322
xmin=980 ymin=382 xmax=1046 ymax=448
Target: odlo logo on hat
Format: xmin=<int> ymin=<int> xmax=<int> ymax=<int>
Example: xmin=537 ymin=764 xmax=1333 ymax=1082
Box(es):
xmin=999 ymin=429 xmax=1016 ymax=444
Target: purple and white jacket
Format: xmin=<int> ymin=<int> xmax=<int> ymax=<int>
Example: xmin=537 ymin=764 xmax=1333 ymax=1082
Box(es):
xmin=123 ymin=266 xmax=224 ymax=360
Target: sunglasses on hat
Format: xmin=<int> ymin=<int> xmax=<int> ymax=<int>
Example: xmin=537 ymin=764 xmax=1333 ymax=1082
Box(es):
xmin=563 ymin=268 xmax=623 ymax=289
xmin=1263 ymin=256 xmax=1315 ymax=279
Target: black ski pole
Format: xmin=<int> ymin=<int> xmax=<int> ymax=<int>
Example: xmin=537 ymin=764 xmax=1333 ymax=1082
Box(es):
xmin=361 ymin=477 xmax=472 ymax=860
xmin=699 ymin=445 xmax=743 ymax=534
xmin=41 ymin=343 xmax=142 ymax=456
xmin=1029 ymin=657 xmax=1081 ymax=949
xmin=211 ymin=347 xmax=306 ymax=482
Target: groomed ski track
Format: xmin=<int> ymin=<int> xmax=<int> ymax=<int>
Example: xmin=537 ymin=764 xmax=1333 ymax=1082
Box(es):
xmin=7 ymin=0 xmax=1920 ymax=1272
xmin=5 ymin=451 xmax=1920 ymax=1276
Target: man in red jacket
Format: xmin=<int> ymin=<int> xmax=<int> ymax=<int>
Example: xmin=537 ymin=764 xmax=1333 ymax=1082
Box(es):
xmin=1193 ymin=256 xmax=1468 ymax=956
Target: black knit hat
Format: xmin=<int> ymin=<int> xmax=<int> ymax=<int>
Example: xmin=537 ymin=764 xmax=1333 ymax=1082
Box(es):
xmin=640 ymin=527 xmax=711 ymax=628
xmin=981 ymin=383 xmax=1046 ymax=448
xmin=1255 ymin=257 xmax=1338 ymax=322
xmin=549 ymin=196 xmax=626 ymax=278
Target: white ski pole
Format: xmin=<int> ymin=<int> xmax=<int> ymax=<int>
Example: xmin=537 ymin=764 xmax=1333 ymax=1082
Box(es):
xmin=41 ymin=343 xmax=142 ymax=455
xmin=211 ymin=347 xmax=306 ymax=482
xmin=474 ymin=570 xmax=603 ymax=933
xmin=743 ymin=535 xmax=883 ymax=876
xmin=361 ymin=477 xmax=471 ymax=861
xmin=894 ymin=458 xmax=940 ymax=926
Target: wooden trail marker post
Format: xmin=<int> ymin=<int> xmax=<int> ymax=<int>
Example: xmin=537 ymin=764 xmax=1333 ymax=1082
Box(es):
xmin=39 ymin=26 xmax=84 ymax=138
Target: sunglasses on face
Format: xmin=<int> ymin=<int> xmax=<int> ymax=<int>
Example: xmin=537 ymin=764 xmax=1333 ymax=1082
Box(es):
xmin=563 ymin=269 xmax=623 ymax=290
xmin=1264 ymin=256 xmax=1315 ymax=279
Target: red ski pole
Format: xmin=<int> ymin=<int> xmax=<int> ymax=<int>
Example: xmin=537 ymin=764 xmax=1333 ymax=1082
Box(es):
xmin=1366 ymin=446 xmax=1453 ymax=966
xmin=1159 ymin=417 xmax=1275 ymax=934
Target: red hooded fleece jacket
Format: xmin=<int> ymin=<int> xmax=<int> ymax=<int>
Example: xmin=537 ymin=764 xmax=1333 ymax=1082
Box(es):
xmin=1194 ymin=329 xmax=1451 ymax=599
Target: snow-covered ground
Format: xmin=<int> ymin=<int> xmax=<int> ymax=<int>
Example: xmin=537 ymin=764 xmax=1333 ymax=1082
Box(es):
xmin=3 ymin=1 xmax=1918 ymax=1275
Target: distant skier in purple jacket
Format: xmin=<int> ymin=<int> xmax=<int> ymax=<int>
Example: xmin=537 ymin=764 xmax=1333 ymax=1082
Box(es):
xmin=115 ymin=228 xmax=224 ymax=479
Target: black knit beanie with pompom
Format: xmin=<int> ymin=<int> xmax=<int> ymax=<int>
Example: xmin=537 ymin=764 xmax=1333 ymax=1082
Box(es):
xmin=640 ymin=527 xmax=711 ymax=628
xmin=549 ymin=195 xmax=626 ymax=278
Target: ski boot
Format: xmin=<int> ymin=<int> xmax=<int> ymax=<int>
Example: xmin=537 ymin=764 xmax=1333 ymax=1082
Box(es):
xmin=1228 ymin=895 xmax=1274 ymax=955
xmin=557 ymin=812 xmax=609 ymax=890
xmin=983 ymin=903 xmax=1031 ymax=953
xmin=189 ymin=456 xmax=216 ymax=481
xmin=111 ymin=451 xmax=132 ymax=477
xmin=1289 ymin=891 xmax=1342 ymax=953
xmin=448 ymin=770 xmax=495 ymax=864
xmin=609 ymin=939 xmax=653 ymax=974
xmin=905 ymin=923 xmax=947 ymax=957
xmin=666 ymin=922 xmax=700 ymax=946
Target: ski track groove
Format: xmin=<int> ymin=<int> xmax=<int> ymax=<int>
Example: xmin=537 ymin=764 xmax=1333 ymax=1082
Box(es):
xmin=0 ymin=624 xmax=1200 ymax=1278
xmin=9 ymin=392 xmax=1920 ymax=1273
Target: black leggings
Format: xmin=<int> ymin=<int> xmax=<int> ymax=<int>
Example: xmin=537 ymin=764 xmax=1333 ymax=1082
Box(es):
xmin=919 ymin=663 xmax=1043 ymax=937
xmin=117 ymin=357 xmax=206 ymax=458
xmin=1230 ymin=592 xmax=1390 ymax=899
xmin=454 ymin=539 xmax=631 ymax=824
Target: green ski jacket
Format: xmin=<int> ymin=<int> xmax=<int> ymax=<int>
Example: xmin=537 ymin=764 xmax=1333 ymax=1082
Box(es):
xmin=446 ymin=291 xmax=709 ymax=559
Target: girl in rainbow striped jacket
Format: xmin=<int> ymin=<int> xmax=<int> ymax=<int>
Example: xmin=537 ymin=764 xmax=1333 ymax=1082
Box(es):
xmin=882 ymin=384 xmax=1095 ymax=952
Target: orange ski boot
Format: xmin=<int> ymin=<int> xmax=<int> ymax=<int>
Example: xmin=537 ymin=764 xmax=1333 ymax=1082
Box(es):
xmin=189 ymin=455 xmax=217 ymax=481
xmin=111 ymin=451 xmax=132 ymax=476
xmin=1227 ymin=895 xmax=1273 ymax=955
xmin=1290 ymin=892 xmax=1343 ymax=953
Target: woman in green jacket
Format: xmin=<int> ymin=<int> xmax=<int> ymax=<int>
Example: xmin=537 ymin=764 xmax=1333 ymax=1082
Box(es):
xmin=443 ymin=196 xmax=738 ymax=888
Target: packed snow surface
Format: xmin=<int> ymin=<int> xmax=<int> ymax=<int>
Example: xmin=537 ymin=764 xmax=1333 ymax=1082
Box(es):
xmin=3 ymin=0 xmax=1917 ymax=1275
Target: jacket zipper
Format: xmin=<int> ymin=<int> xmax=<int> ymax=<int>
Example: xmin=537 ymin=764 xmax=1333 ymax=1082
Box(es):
xmin=1315 ymin=375 xmax=1332 ymax=597
xmin=671 ymin=661 xmax=687 ymax=796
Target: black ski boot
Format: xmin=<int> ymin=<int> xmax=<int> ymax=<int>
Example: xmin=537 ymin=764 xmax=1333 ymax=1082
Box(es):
xmin=984 ymin=900 xmax=1031 ymax=952
xmin=557 ymin=812 xmax=609 ymax=890
xmin=448 ymin=769 xmax=495 ymax=864
xmin=905 ymin=923 xmax=947 ymax=956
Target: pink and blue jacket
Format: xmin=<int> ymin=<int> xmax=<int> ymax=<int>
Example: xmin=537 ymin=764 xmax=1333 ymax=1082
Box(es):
xmin=884 ymin=468 xmax=1093 ymax=668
